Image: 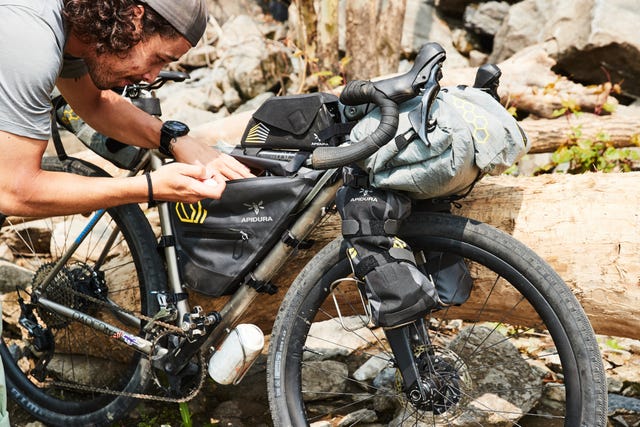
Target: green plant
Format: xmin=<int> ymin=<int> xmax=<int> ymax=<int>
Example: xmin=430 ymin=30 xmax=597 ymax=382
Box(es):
xmin=536 ymin=123 xmax=640 ymax=174
xmin=179 ymin=402 xmax=193 ymax=427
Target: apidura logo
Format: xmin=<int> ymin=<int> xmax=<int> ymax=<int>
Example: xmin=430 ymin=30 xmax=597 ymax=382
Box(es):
xmin=175 ymin=201 xmax=208 ymax=224
xmin=351 ymin=188 xmax=378 ymax=202
xmin=242 ymin=201 xmax=273 ymax=223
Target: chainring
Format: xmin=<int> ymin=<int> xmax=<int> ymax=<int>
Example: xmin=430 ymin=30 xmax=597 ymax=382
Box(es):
xmin=148 ymin=331 xmax=207 ymax=401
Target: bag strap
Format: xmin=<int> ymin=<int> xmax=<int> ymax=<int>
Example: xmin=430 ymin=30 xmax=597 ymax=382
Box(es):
xmin=50 ymin=95 xmax=68 ymax=161
xmin=317 ymin=122 xmax=356 ymax=143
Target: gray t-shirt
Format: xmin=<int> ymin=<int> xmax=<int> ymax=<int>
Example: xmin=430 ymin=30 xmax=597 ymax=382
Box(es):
xmin=0 ymin=0 xmax=83 ymax=140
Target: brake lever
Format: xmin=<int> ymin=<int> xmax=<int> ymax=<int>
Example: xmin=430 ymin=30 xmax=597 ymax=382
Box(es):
xmin=373 ymin=42 xmax=446 ymax=105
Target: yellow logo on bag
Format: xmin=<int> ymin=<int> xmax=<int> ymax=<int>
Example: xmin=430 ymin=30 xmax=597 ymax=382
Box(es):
xmin=453 ymin=97 xmax=490 ymax=144
xmin=244 ymin=122 xmax=270 ymax=144
xmin=175 ymin=201 xmax=208 ymax=224
xmin=392 ymin=237 xmax=408 ymax=249
xmin=347 ymin=247 xmax=358 ymax=259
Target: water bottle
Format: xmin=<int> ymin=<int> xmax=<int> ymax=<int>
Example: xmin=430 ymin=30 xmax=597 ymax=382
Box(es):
xmin=208 ymin=324 xmax=264 ymax=385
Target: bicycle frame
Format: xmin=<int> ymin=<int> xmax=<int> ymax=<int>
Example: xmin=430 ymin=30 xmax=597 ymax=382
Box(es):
xmin=30 ymin=150 xmax=343 ymax=363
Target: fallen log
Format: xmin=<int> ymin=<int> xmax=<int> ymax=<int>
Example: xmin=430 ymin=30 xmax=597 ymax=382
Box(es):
xmin=47 ymin=144 xmax=640 ymax=339
xmin=219 ymin=172 xmax=640 ymax=340
xmin=520 ymin=106 xmax=640 ymax=154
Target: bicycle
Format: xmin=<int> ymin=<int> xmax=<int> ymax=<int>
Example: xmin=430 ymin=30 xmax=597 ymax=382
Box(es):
xmin=0 ymin=42 xmax=607 ymax=426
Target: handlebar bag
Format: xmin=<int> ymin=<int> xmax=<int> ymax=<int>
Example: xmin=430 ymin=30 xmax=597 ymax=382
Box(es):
xmin=240 ymin=92 xmax=343 ymax=150
xmin=351 ymin=85 xmax=529 ymax=199
xmin=169 ymin=174 xmax=316 ymax=296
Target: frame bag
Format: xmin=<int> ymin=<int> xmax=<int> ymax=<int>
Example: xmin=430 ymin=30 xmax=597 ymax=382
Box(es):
xmin=170 ymin=174 xmax=315 ymax=296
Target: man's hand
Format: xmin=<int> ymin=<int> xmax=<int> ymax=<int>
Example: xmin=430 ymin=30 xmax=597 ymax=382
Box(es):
xmin=150 ymin=162 xmax=227 ymax=203
xmin=171 ymin=135 xmax=254 ymax=180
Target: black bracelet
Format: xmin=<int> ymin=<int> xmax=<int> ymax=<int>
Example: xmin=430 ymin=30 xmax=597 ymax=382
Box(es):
xmin=145 ymin=172 xmax=157 ymax=208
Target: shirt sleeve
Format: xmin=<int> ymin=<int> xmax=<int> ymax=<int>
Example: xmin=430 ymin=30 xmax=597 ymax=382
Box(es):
xmin=0 ymin=6 xmax=64 ymax=140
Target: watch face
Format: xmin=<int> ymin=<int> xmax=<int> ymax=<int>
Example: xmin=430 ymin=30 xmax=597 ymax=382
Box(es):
xmin=164 ymin=120 xmax=190 ymax=135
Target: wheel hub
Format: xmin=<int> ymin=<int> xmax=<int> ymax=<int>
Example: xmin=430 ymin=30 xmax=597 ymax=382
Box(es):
xmin=411 ymin=352 xmax=462 ymax=414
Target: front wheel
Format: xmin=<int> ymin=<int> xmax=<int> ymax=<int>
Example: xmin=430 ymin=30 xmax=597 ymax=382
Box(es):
xmin=267 ymin=212 xmax=607 ymax=426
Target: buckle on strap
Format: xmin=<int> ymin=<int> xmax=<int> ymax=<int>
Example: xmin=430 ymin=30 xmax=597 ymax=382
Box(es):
xmin=342 ymin=167 xmax=369 ymax=188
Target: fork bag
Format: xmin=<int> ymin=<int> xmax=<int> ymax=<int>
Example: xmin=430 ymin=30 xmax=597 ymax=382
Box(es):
xmin=170 ymin=175 xmax=315 ymax=296
xmin=335 ymin=182 xmax=439 ymax=327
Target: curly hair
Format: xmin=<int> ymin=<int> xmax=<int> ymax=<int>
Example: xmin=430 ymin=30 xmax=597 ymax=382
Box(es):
xmin=63 ymin=0 xmax=179 ymax=55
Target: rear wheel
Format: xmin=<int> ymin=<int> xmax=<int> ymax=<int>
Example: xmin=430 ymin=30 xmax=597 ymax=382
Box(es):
xmin=267 ymin=212 xmax=607 ymax=426
xmin=0 ymin=157 xmax=166 ymax=426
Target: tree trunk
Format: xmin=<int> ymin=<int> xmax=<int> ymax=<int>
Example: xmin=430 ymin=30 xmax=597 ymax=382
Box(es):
xmin=344 ymin=0 xmax=379 ymax=79
xmin=376 ymin=0 xmax=408 ymax=76
xmin=316 ymin=0 xmax=340 ymax=76
xmin=214 ymin=172 xmax=640 ymax=340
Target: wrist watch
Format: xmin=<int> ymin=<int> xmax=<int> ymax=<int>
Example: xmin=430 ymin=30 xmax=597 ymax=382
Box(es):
xmin=159 ymin=120 xmax=190 ymax=156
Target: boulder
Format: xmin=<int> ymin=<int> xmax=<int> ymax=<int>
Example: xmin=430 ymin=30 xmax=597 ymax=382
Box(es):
xmin=491 ymin=0 xmax=640 ymax=96
xmin=216 ymin=15 xmax=292 ymax=99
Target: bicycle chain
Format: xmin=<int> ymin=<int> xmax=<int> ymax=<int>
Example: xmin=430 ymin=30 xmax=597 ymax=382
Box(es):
xmin=38 ymin=279 xmax=207 ymax=402
xmin=51 ymin=351 xmax=207 ymax=403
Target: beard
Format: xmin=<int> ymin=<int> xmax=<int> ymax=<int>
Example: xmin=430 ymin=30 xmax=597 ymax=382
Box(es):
xmin=83 ymin=56 xmax=117 ymax=89
xmin=83 ymin=54 xmax=138 ymax=90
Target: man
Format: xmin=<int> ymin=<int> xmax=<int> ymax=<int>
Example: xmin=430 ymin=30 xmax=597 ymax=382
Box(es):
xmin=0 ymin=0 xmax=253 ymax=423
xmin=0 ymin=0 xmax=253 ymax=218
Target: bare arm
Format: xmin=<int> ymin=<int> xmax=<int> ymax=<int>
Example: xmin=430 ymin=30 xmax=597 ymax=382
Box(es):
xmin=0 ymin=130 xmax=225 ymax=217
xmin=56 ymin=74 xmax=161 ymax=149
xmin=56 ymin=75 xmax=253 ymax=180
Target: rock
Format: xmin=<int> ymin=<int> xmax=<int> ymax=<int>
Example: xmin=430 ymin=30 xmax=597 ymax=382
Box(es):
xmin=434 ymin=0 xmax=479 ymax=18
xmin=451 ymin=28 xmax=477 ymax=57
xmin=491 ymin=0 xmax=640 ymax=96
xmin=209 ymin=0 xmax=263 ymax=26
xmin=235 ymin=92 xmax=275 ymax=114
xmin=301 ymin=360 xmax=349 ymax=401
xmin=2 ymin=220 xmax=51 ymax=255
xmin=468 ymin=50 xmax=489 ymax=67
xmin=216 ymin=15 xmax=292 ymax=99
xmin=402 ymin=0 xmax=469 ymax=69
xmin=468 ymin=393 xmax=524 ymax=425
xmin=336 ymin=408 xmax=377 ymax=426
xmin=608 ymin=394 xmax=640 ymax=427
xmin=449 ymin=326 xmax=545 ymax=419
xmin=353 ymin=353 xmax=389 ymax=382
xmin=179 ymin=44 xmax=217 ymax=69
xmin=0 ymin=242 xmax=13 ymax=262
xmin=463 ymin=1 xmax=510 ymax=38
xmin=303 ymin=316 xmax=383 ymax=360
xmin=0 ymin=260 xmax=33 ymax=293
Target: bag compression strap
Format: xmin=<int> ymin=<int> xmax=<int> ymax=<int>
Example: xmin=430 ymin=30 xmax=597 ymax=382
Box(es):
xmin=50 ymin=96 xmax=69 ymax=161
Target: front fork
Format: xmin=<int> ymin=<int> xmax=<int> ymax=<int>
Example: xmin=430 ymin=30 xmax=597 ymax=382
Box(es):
xmin=385 ymin=319 xmax=435 ymax=409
